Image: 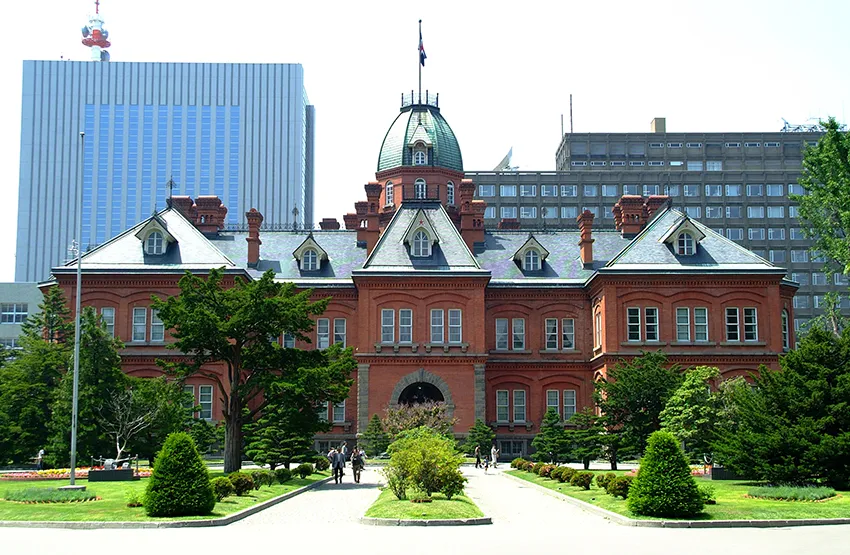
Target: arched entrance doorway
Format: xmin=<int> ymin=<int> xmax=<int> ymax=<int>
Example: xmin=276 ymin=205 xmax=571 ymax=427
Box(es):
xmin=397 ymin=382 xmax=445 ymax=405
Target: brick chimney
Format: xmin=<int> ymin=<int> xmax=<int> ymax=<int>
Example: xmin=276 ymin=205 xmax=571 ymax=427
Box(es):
xmin=613 ymin=195 xmax=646 ymax=237
xmin=194 ymin=196 xmax=228 ymax=234
xmin=319 ymin=218 xmax=341 ymax=230
xmin=577 ymin=210 xmax=594 ymax=268
xmin=245 ymin=208 xmax=263 ymax=267
xmin=458 ymin=179 xmax=485 ymax=251
xmin=343 ymin=213 xmax=360 ymax=230
xmin=355 ymin=199 xmax=380 ymax=255
xmin=645 ymin=195 xmax=670 ymax=219
xmin=498 ymin=218 xmax=521 ymax=230
xmin=170 ymin=195 xmax=196 ymax=220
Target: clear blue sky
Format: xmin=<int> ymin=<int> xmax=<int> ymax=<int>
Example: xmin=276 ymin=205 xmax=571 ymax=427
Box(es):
xmin=1 ymin=0 xmax=848 ymax=281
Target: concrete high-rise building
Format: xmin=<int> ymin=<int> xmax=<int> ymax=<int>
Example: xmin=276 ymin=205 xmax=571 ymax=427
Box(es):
xmin=466 ymin=118 xmax=848 ymax=332
xmin=16 ymin=60 xmax=315 ymax=282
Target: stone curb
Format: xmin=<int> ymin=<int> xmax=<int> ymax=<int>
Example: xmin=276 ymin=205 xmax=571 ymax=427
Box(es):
xmin=501 ymin=472 xmax=850 ymax=529
xmin=0 ymin=475 xmax=334 ymax=529
xmin=360 ymin=516 xmax=492 ymax=527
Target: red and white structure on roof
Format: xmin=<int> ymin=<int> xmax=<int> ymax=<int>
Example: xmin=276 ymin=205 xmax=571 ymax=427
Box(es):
xmin=81 ymin=0 xmax=111 ymax=62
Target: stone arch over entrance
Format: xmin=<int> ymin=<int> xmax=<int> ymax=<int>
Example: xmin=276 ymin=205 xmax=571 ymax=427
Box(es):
xmin=388 ymin=368 xmax=455 ymax=417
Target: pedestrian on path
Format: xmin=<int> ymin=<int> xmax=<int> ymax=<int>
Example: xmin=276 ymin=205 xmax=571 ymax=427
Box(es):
xmin=331 ymin=447 xmax=346 ymax=484
xmin=35 ymin=448 xmax=44 ymax=470
xmin=474 ymin=445 xmax=481 ymax=468
xmin=491 ymin=444 xmax=499 ymax=468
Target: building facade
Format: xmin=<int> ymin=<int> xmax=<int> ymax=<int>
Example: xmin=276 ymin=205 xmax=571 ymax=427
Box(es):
xmin=0 ymin=282 xmax=42 ymax=351
xmin=16 ymin=61 xmax=315 ymax=282
xmin=47 ymin=97 xmax=796 ymax=459
xmin=467 ymin=118 xmax=845 ymax=335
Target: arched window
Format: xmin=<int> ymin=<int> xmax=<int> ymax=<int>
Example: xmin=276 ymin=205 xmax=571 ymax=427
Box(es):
xmin=523 ymin=249 xmax=540 ymax=271
xmin=145 ymin=231 xmax=164 ymax=255
xmin=414 ymin=150 xmax=427 ymax=165
xmin=415 ymin=179 xmax=427 ymax=199
xmin=385 ymin=181 xmax=394 ymax=206
xmin=781 ymin=309 xmax=789 ymax=351
xmin=412 ymin=230 xmax=430 ymax=257
xmin=677 ymin=232 xmax=695 ymax=255
xmin=303 ymin=249 xmax=318 ymax=271
xmin=447 ymin=181 xmax=455 ymax=205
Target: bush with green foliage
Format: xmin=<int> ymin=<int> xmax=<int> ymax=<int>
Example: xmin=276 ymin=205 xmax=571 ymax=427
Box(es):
xmin=549 ymin=467 xmax=564 ymax=482
xmin=699 ymin=484 xmax=717 ymax=505
xmin=211 ymin=476 xmax=235 ymax=501
xmin=520 ymin=460 xmax=533 ymax=472
xmin=747 ymin=484 xmax=836 ymax=501
xmin=250 ymin=470 xmax=275 ymax=488
xmin=606 ymin=475 xmax=633 ymax=498
xmin=382 ymin=426 xmax=466 ymax=500
xmin=532 ymin=462 xmax=545 ymax=475
xmin=560 ymin=467 xmax=577 ymax=482
xmin=570 ymin=471 xmax=594 ymax=490
xmin=228 ymin=471 xmax=255 ymax=496
xmin=596 ymin=472 xmax=617 ymax=490
xmin=144 ymin=432 xmax=215 ymax=517
xmin=627 ymin=431 xmax=704 ymax=518
xmin=383 ymin=465 xmax=409 ymax=500
xmin=511 ymin=457 xmax=527 ymax=469
xmin=3 ymin=487 xmax=97 ymax=503
xmin=440 ymin=468 xmax=467 ymax=500
xmin=275 ymin=467 xmax=292 ymax=484
xmin=314 ymin=456 xmax=330 ymax=472
xmin=539 ymin=465 xmax=556 ymax=478
xmin=296 ymin=463 xmax=313 ymax=479
xmin=126 ymin=491 xmax=143 ymax=507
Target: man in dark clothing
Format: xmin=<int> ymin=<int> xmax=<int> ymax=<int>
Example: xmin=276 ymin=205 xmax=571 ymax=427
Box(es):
xmin=331 ymin=448 xmax=346 ymax=484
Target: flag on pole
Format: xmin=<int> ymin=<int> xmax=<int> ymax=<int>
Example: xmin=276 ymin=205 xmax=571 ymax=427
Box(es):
xmin=419 ymin=22 xmax=427 ymax=66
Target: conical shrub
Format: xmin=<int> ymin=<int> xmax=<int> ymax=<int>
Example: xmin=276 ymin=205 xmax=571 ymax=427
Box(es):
xmin=627 ymin=430 xmax=704 ymax=518
xmin=144 ymin=432 xmax=216 ymax=517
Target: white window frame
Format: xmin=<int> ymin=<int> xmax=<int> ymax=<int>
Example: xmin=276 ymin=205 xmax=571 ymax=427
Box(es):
xmin=283 ymin=332 xmax=295 ymax=348
xmin=446 ymin=181 xmax=454 ymax=205
xmin=676 ymin=307 xmax=690 ymax=342
xmin=513 ymin=390 xmax=526 ymax=423
xmin=333 ymin=400 xmax=346 ymax=423
xmin=415 ymin=178 xmax=427 ymax=199
xmin=385 ymin=181 xmax=394 ymax=206
xmin=150 ymin=309 xmax=165 ymax=342
xmin=524 ymin=249 xmax=541 ymax=271
xmin=448 ymin=309 xmax=462 ymax=344
xmin=562 ymin=318 xmax=575 ymax=350
xmin=132 ymin=307 xmax=147 ymax=342
xmin=412 ymin=230 xmax=431 ymax=257
xmin=546 ymin=390 xmax=559 ymax=417
xmin=560 ymin=185 xmax=577 ymax=197
xmin=495 ymin=318 xmax=509 ymax=350
xmin=317 ymin=318 xmax=330 ymax=349
xmin=303 ymin=249 xmax=318 ymax=271
xmin=145 ymin=231 xmax=164 ymax=255
xmin=743 ymin=307 xmax=758 ymax=342
xmin=781 ymin=310 xmax=789 ymax=351
xmin=381 ymin=309 xmax=394 ymax=344
xmin=627 ymin=307 xmax=641 ymax=342
xmin=545 ymin=318 xmax=558 ymax=350
xmin=333 ymin=318 xmax=346 ymax=347
xmin=479 ymin=185 xmax=495 ymax=197
xmin=500 ymin=185 xmax=517 ymax=197
xmin=399 ymin=308 xmax=413 ymax=343
xmin=645 ymin=307 xmax=659 ymax=342
xmin=563 ymin=389 xmax=576 ymax=420
xmin=199 ymin=384 xmax=213 ymax=420
xmin=512 ymin=318 xmax=526 ymax=350
xmin=430 ymin=309 xmax=444 ymax=344
xmin=414 ymin=150 xmax=426 ymax=165
xmin=595 ymin=311 xmax=602 ymax=347
xmin=496 ymin=390 xmax=509 ymax=422
xmin=500 ymin=206 xmax=517 ymax=219
xmin=101 ymin=307 xmax=115 ymax=337
xmin=725 ymin=308 xmax=740 ymax=342
xmin=694 ymin=307 xmax=708 ymax=342
xmin=520 ymin=206 xmax=537 ymax=219
xmin=1 ymin=303 xmax=28 ymax=324
xmin=520 ymin=184 xmax=537 ymax=197
xmin=678 ymin=233 xmax=695 ymax=255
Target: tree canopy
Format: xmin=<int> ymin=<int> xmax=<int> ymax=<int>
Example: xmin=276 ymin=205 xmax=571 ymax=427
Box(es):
xmin=660 ymin=365 xmax=723 ymax=460
xmin=531 ymin=408 xmax=569 ymax=463
xmin=382 ymin=401 xmax=457 ymax=440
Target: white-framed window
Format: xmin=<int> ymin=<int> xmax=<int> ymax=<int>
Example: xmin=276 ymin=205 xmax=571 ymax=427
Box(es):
xmin=629 ymin=161 xmax=645 ymax=167
xmin=524 ymin=249 xmax=541 ymax=271
xmin=764 ymin=141 xmax=780 ymax=148
xmin=545 ymin=318 xmax=558 ymax=350
xmin=385 ymin=181 xmax=394 ymax=206
xmin=495 ymin=318 xmax=509 ymax=350
xmin=677 ymin=232 xmax=695 ymax=255
xmin=283 ymin=332 xmax=295 ymax=348
xmin=725 ymin=184 xmax=742 ymax=197
xmin=745 ymin=142 xmax=761 ymax=148
xmin=749 ymin=228 xmax=766 ymax=240
xmin=1 ymin=303 xmax=28 ymax=324
xmin=520 ymin=185 xmax=536 ymax=197
xmin=303 ymin=249 xmax=318 ymax=271
xmin=333 ymin=401 xmax=346 ymax=423
xmin=546 ymin=390 xmax=559 ymax=416
xmin=835 ymin=273 xmax=850 ymax=286
xmin=648 ymin=161 xmax=664 ymax=167
xmin=769 ymin=250 xmax=786 ymax=263
xmin=743 ymin=307 xmax=758 ymax=342
xmin=591 ymin=161 xmax=607 ymax=167
xmin=610 ymin=161 xmax=626 ymax=167
xmin=748 ymin=206 xmax=765 ymax=218
xmin=706 ymin=161 xmax=723 ymax=171
xmin=132 ymin=307 xmax=146 ymax=342
xmin=561 ymin=185 xmax=577 ymax=197
xmin=789 ymin=206 xmax=799 ymax=218
xmin=669 ymin=161 xmax=683 ymax=166
xmin=317 ymin=401 xmax=329 ymax=423
xmin=687 ymin=142 xmax=703 ymax=148
xmin=767 ymin=206 xmax=784 ymax=218
xmin=541 ymin=185 xmax=558 ymax=197
xmin=725 ymin=308 xmax=740 ymax=341
xmin=705 ymin=184 xmax=722 ymax=197
xmin=668 ymin=142 xmax=682 ymax=148
xmin=317 ymin=318 xmax=330 ymax=349
xmin=496 ymin=390 xmax=509 ymax=422
xmin=520 ymin=206 xmax=537 ymax=218
xmin=101 ymin=307 xmax=115 ymax=337
xmin=725 ymin=142 xmax=741 ymax=148
xmin=182 ymin=385 xmax=195 ymax=410
xmin=501 ymin=185 xmax=517 ymax=197
xmin=706 ymin=206 xmax=723 ymax=219
xmin=150 ymin=309 xmax=164 ymax=342
xmin=694 ymin=307 xmax=708 ymax=341
xmin=790 ymin=228 xmax=805 ymax=240
xmin=687 ymin=161 xmax=704 ymax=171
xmin=562 ymin=318 xmax=575 ymax=350
xmin=333 ymin=318 xmax=346 ymax=347
xmin=790 ymin=250 xmax=808 ymax=263
xmin=766 ymin=184 xmax=784 ymax=196
xmin=542 ymin=207 xmax=557 ymax=219
xmin=643 ymin=184 xmax=660 ymax=196
xmin=683 ymin=185 xmax=700 ymax=197
xmin=791 ymin=272 xmax=809 ymax=285
xmin=788 ymin=183 xmax=805 ymax=195
xmin=484 ymin=206 xmax=495 ymax=219
xmin=448 ymin=309 xmax=462 ymax=344
xmin=645 ymin=307 xmax=659 ymax=342
xmin=145 ymin=231 xmax=164 ymax=255
xmin=684 ymin=206 xmax=701 ymax=218
xmin=512 ymin=318 xmax=526 ymax=350
xmin=726 ymin=206 xmax=743 ymax=218
xmin=781 ymin=310 xmax=789 ymax=351
xmin=381 ymin=309 xmax=394 ymax=344
xmin=583 ymin=185 xmax=597 ymax=196
xmin=430 ymin=309 xmax=444 ymax=344
xmin=649 ymin=142 xmax=664 ymax=148
xmin=794 ymin=296 xmax=810 ymax=309
xmin=676 ymin=307 xmax=690 ymax=342
xmin=627 ymin=307 xmax=641 ymax=342
xmin=414 ymin=150 xmax=427 ymax=165
xmin=446 ymin=181 xmax=455 ymax=205
xmin=727 ymin=228 xmax=744 ymax=241
xmin=513 ymin=390 xmax=526 ymax=422
xmin=561 ymin=206 xmax=578 ymax=219
xmin=479 ymin=185 xmax=495 ymax=197
xmin=563 ymin=389 xmax=576 ymax=420
xmin=571 ymin=161 xmax=587 ymax=167
xmin=501 ymin=206 xmax=517 ymax=219
xmin=594 ymin=311 xmax=602 ymax=347
xmin=665 ymin=184 xmax=680 ymax=196
xmin=746 ymin=184 xmax=763 ymax=196
xmin=399 ymin=308 xmax=413 ymax=343
xmin=412 ymin=230 xmax=431 ymax=257
xmin=199 ymin=384 xmax=213 ymax=420
xmin=415 ymin=178 xmax=427 ymax=199
xmin=603 ymin=184 xmax=620 ymax=197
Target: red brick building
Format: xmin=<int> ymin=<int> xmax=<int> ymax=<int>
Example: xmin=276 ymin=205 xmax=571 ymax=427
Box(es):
xmin=47 ymin=94 xmax=797 ymax=458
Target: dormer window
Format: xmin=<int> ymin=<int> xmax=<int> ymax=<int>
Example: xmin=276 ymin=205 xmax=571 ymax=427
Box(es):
xmin=412 ymin=230 xmax=431 ymax=257
xmin=415 ymin=179 xmax=427 ymax=199
xmin=523 ymin=249 xmax=541 ymax=271
xmin=145 ymin=231 xmax=164 ymax=255
xmin=447 ymin=181 xmax=455 ymax=205
xmin=303 ymin=249 xmax=318 ymax=270
xmin=677 ymin=232 xmax=695 ymax=255
xmin=414 ymin=150 xmax=427 ymax=165
xmin=293 ymin=234 xmax=328 ymax=271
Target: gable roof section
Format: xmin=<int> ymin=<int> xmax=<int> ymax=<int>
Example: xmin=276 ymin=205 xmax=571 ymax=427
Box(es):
xmin=603 ymin=207 xmax=785 ymax=274
xmin=53 ymin=208 xmax=239 ymax=275
xmin=512 ymin=234 xmax=550 ymax=264
xmin=292 ymin=234 xmax=328 ymax=264
xmin=402 ymin=208 xmax=440 ymax=246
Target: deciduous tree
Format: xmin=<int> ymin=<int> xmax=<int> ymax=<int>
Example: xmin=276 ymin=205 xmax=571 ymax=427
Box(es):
xmin=382 ymin=401 xmax=457 ymax=440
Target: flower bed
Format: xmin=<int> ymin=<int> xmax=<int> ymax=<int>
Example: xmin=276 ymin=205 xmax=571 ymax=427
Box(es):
xmin=0 ymin=467 xmax=152 ymax=481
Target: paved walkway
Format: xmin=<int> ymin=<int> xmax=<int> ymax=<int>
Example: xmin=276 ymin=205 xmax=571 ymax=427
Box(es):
xmin=2 ymin=466 xmax=849 ymax=554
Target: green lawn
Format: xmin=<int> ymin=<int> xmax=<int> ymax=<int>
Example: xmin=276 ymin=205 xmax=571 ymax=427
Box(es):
xmin=0 ymin=471 xmax=328 ymax=522
xmin=364 ymin=487 xmax=484 ymax=520
xmin=508 ymin=469 xmax=850 ymax=521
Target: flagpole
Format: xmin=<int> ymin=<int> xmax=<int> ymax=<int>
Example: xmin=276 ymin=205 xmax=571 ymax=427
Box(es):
xmin=418 ymin=20 xmax=422 ymax=104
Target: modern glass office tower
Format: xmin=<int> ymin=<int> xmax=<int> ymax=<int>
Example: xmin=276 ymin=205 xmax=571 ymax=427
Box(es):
xmin=16 ymin=60 xmax=314 ymax=282
xmin=467 ymin=119 xmax=848 ymax=331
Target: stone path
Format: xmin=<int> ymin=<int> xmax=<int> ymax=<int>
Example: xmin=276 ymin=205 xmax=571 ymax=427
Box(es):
xmin=2 ymin=466 xmax=849 ymax=554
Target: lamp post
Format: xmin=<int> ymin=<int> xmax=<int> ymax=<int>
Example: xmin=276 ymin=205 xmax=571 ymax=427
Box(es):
xmin=67 ymin=131 xmax=85 ymax=489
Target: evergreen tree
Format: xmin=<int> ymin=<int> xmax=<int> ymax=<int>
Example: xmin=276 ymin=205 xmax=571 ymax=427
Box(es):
xmin=122 ymin=376 xmax=194 ymax=465
xmin=361 ymin=414 xmax=390 ymax=457
xmin=660 ymin=366 xmax=722 ymax=460
xmin=531 ymin=408 xmax=569 ymax=463
xmin=47 ymin=307 xmax=127 ymax=466
xmin=463 ymin=418 xmax=495 ymax=457
xmin=144 ymin=432 xmax=215 ymax=517
xmin=565 ymin=407 xmax=604 ymax=469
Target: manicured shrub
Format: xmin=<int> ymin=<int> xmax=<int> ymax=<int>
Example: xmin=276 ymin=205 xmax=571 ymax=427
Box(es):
xmin=520 ymin=460 xmax=533 ymax=472
xmin=511 ymin=457 xmax=527 ymax=468
xmin=747 ymin=485 xmax=836 ymax=501
xmin=532 ymin=462 xmax=545 ymax=475
xmin=440 ymin=469 xmax=467 ymax=500
xmin=539 ymin=465 xmax=556 ymax=478
xmin=144 ymin=432 xmax=215 ymax=517
xmin=211 ymin=476 xmax=235 ymax=501
xmin=699 ymin=484 xmax=717 ymax=505
xmin=296 ymin=463 xmax=313 ymax=479
xmin=570 ymin=471 xmax=594 ymax=490
xmin=596 ymin=472 xmax=617 ymax=490
xmin=560 ymin=467 xmax=577 ymax=482
xmin=549 ymin=467 xmax=563 ymax=481
xmin=228 ymin=471 xmax=255 ymax=496
xmin=251 ymin=471 xmax=265 ymax=489
xmin=314 ymin=456 xmax=330 ymax=472
xmin=274 ymin=467 xmax=292 ymax=484
xmin=607 ymin=475 xmax=633 ymax=499
xmin=627 ymin=431 xmax=704 ymax=518
xmin=126 ymin=491 xmax=143 ymax=507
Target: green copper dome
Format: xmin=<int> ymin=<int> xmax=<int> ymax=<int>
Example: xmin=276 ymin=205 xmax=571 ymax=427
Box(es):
xmin=377 ymin=100 xmax=463 ymax=173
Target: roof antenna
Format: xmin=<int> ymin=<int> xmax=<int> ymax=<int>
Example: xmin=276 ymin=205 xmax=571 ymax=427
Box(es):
xmin=166 ymin=177 xmax=175 ymax=207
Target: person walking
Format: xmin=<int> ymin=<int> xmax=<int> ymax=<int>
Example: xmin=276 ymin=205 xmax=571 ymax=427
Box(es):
xmin=490 ymin=444 xmax=499 ymax=469
xmin=35 ymin=448 xmax=44 ymax=471
xmin=474 ymin=445 xmax=481 ymax=469
xmin=351 ymin=446 xmax=364 ymax=483
xmin=331 ymin=447 xmax=346 ymax=484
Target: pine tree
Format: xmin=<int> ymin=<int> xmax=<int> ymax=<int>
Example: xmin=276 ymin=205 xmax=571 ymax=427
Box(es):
xmin=531 ymin=408 xmax=569 ymax=463
xmin=565 ymin=408 xmax=604 ymax=469
xmin=660 ymin=366 xmax=722 ymax=459
xmin=245 ymin=395 xmax=324 ymax=470
xmin=463 ymin=418 xmax=495 ymax=456
xmin=361 ymin=414 xmax=390 ymax=457
xmin=144 ymin=432 xmax=215 ymax=516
